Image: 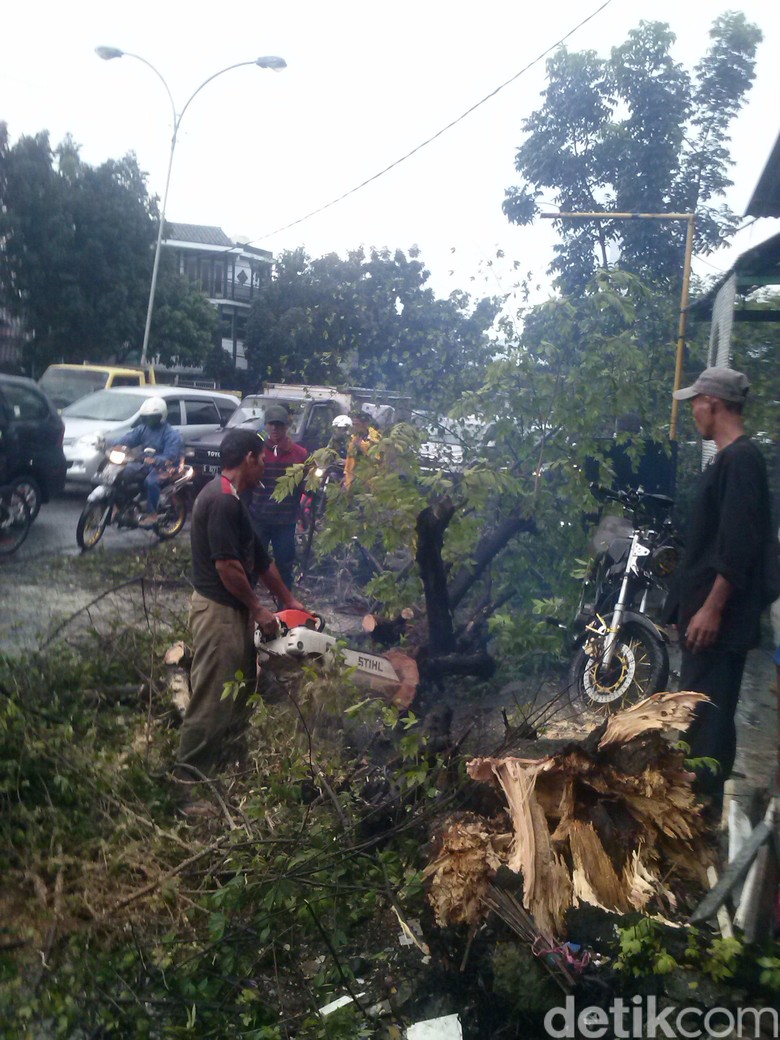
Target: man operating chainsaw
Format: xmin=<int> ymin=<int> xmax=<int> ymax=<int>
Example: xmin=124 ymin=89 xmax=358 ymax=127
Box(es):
xmin=175 ymin=428 xmax=308 ymax=797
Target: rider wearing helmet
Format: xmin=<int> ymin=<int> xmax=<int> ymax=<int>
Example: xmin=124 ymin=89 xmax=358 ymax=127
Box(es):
xmin=327 ymin=414 xmax=352 ymax=457
xmin=111 ymin=396 xmax=184 ymax=526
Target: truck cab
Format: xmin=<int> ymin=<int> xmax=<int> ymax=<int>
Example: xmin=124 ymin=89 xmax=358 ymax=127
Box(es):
xmin=39 ymin=364 xmax=156 ymax=411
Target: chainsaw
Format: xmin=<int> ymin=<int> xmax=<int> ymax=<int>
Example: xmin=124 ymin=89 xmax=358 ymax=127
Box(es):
xmin=254 ymin=609 xmax=418 ymax=708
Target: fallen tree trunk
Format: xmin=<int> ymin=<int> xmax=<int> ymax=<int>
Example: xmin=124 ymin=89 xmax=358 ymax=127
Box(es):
xmin=420 ymin=652 xmax=496 ymax=682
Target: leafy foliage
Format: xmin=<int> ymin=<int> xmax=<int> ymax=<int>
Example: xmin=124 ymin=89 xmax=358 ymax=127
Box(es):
xmin=245 ymin=246 xmax=499 ymax=410
xmin=148 ymin=254 xmax=219 ymax=367
xmin=0 ymin=125 xmax=217 ymax=374
xmin=0 ymin=545 xmax=444 ymax=1037
xmin=504 ymin=15 xmax=762 ymax=294
xmin=0 ymin=126 xmax=156 ymax=372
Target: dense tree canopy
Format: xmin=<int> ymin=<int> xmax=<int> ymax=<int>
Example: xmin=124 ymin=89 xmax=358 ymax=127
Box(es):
xmin=0 ymin=126 xmax=216 ymax=374
xmin=503 ymin=14 xmax=762 ymax=295
xmin=148 ymin=257 xmax=218 ymax=368
xmin=0 ymin=127 xmax=155 ymax=372
xmin=245 ymin=246 xmax=499 ymax=410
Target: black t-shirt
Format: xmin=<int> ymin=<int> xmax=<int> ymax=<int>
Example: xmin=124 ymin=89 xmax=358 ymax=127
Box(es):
xmin=191 ymin=475 xmax=272 ymax=610
xmin=675 ymin=436 xmax=770 ymax=652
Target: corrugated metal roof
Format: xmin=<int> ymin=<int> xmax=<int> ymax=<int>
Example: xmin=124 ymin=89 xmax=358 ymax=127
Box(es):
xmin=165 ymin=223 xmax=234 ymax=246
xmin=688 ymin=231 xmax=780 ymax=320
xmin=746 ymin=130 xmax=780 ymax=218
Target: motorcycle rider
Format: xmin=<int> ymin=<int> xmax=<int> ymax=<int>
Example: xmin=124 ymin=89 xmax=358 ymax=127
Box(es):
xmin=344 ymin=410 xmax=381 ymax=489
xmin=110 ymin=396 xmax=184 ymax=527
xmin=327 ymin=414 xmax=353 ymax=458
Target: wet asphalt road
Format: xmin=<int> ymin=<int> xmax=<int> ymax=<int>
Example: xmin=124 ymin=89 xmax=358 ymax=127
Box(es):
xmin=8 ymin=487 xmax=162 ymax=562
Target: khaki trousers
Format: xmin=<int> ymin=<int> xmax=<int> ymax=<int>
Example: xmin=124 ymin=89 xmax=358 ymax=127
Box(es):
xmin=176 ymin=591 xmax=257 ymax=779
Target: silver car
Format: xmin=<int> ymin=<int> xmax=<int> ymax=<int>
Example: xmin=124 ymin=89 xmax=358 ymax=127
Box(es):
xmin=62 ymin=386 xmax=239 ymax=484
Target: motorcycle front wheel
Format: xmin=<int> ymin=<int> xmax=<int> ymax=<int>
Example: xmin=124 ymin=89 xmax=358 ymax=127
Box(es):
xmin=156 ymin=492 xmax=186 ymax=540
xmin=77 ymin=500 xmax=111 ymax=550
xmin=0 ymin=488 xmax=31 ymax=556
xmin=568 ymin=620 xmax=669 ymax=713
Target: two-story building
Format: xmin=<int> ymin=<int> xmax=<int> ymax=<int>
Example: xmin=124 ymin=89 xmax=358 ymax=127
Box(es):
xmin=163 ymin=223 xmax=273 ymax=370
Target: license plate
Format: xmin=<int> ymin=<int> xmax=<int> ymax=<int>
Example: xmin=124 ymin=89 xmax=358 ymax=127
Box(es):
xmin=203 ymin=464 xmax=220 ymax=475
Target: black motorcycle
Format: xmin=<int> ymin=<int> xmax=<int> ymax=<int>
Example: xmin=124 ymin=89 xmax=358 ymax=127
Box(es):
xmin=76 ymin=444 xmax=194 ymax=551
xmin=567 ymin=483 xmax=682 ymax=712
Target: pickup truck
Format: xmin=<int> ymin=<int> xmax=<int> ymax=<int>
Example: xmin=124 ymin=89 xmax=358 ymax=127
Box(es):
xmin=187 ymin=383 xmax=411 ymax=485
xmin=39 ymin=363 xmax=156 ymax=411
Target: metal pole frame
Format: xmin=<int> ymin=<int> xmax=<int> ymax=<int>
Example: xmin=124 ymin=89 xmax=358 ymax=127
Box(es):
xmin=540 ymin=211 xmax=696 ymax=441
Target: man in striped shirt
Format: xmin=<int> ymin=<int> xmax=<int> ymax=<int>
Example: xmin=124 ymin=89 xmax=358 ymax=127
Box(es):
xmin=248 ymin=404 xmax=309 ymax=589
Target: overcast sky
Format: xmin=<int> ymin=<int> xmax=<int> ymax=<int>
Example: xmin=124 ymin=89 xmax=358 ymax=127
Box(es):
xmin=3 ymin=0 xmax=779 ymax=303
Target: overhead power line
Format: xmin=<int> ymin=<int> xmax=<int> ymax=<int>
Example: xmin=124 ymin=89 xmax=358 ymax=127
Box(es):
xmin=252 ymin=0 xmax=614 ymax=244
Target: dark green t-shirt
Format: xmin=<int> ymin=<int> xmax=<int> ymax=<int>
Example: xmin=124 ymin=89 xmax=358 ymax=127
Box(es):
xmin=191 ymin=475 xmax=271 ymax=610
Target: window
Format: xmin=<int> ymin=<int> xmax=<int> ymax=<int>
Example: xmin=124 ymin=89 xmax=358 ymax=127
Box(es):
xmin=39 ymin=367 xmax=107 ymax=408
xmin=184 ymin=256 xmax=199 ymax=283
xmin=2 ymin=383 xmax=49 ymax=421
xmin=213 ymin=261 xmax=226 ymax=298
xmin=199 ymin=260 xmax=212 ymax=294
xmin=307 ymin=404 xmax=338 ymax=446
xmin=216 ymin=399 xmax=238 ymax=424
xmin=182 ymin=399 xmax=219 ymax=426
xmin=164 ymin=398 xmax=183 ymax=425
xmin=63 ymin=390 xmax=142 ymax=421
xmin=110 ymin=375 xmax=142 ymax=388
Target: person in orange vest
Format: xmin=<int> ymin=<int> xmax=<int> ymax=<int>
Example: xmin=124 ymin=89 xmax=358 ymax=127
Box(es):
xmin=344 ymin=410 xmax=381 ymax=489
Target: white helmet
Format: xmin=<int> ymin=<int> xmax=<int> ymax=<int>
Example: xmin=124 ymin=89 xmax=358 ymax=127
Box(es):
xmin=139 ymin=396 xmax=168 ymax=421
xmin=332 ymin=414 xmax=352 ymax=429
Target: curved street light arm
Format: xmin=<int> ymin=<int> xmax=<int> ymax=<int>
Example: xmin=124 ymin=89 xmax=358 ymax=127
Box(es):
xmin=115 ymin=52 xmax=177 ymax=137
xmin=97 ymin=51 xmax=284 ymax=364
xmin=176 ymin=60 xmax=258 ymax=129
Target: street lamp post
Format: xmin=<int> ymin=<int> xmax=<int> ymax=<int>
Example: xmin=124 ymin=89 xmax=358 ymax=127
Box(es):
xmin=95 ymin=47 xmax=286 ymax=365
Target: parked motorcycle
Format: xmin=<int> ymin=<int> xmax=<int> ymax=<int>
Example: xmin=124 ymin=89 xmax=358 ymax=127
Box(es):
xmin=297 ymin=459 xmax=345 ymax=577
xmin=567 ymin=483 xmax=682 ymax=712
xmin=76 ymin=444 xmax=194 ymax=551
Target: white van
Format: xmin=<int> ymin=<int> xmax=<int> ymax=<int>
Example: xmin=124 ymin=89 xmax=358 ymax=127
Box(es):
xmin=62 ymin=385 xmax=239 ymax=484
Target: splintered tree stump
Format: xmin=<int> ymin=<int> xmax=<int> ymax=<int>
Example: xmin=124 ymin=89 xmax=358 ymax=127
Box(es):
xmin=425 ymin=693 xmax=713 ymax=938
xmin=415 ymin=500 xmax=457 ymax=655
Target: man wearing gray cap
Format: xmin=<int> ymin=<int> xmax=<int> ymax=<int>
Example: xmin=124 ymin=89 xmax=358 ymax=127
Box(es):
xmin=248 ymin=403 xmax=309 ymax=590
xmin=176 ymin=428 xmax=307 ymax=797
xmin=670 ymin=366 xmax=772 ymax=818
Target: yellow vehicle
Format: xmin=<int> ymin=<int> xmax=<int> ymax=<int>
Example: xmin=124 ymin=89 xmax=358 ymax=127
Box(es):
xmin=38 ymin=364 xmax=156 ymax=411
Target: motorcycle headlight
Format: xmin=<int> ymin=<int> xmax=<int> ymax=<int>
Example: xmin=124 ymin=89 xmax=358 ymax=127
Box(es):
xmin=651 ymin=545 xmax=679 ymax=577
xmin=314 ymin=467 xmax=325 ymax=478
xmin=108 ymin=448 xmax=127 ymax=465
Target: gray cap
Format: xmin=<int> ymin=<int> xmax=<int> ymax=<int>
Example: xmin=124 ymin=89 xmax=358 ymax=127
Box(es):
xmin=264 ymin=403 xmax=290 ymax=424
xmin=672 ymin=366 xmax=750 ymax=404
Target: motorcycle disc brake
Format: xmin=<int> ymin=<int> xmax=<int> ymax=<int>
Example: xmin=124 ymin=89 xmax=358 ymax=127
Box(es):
xmin=583 ymin=643 xmax=636 ymax=703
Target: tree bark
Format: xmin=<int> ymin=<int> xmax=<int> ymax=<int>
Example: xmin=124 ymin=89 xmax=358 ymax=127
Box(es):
xmin=448 ymin=508 xmax=537 ymax=610
xmin=421 ymin=652 xmax=496 ymax=681
xmin=415 ymin=500 xmax=457 ymax=654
